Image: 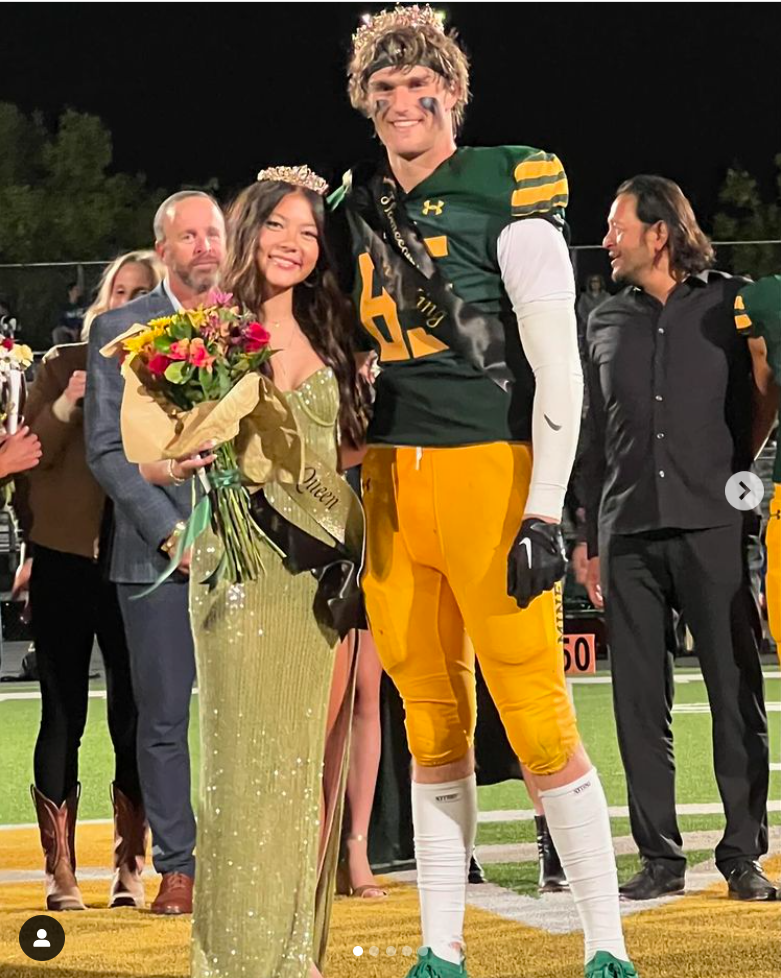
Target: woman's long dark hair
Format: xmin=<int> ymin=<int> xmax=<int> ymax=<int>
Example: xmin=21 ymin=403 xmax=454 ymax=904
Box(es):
xmin=222 ymin=180 xmax=369 ymax=447
xmin=617 ymin=175 xmax=715 ymax=279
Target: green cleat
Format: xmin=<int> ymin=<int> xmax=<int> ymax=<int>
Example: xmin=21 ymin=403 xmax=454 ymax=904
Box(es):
xmin=404 ymin=948 xmax=468 ymax=978
xmin=585 ymin=951 xmax=639 ymax=978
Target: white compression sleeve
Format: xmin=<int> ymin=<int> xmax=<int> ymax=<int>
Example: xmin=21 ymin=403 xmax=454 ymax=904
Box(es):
xmin=497 ymin=219 xmax=583 ymax=519
xmin=539 ymin=768 xmax=628 ymax=964
xmin=411 ymin=775 xmax=478 ymax=965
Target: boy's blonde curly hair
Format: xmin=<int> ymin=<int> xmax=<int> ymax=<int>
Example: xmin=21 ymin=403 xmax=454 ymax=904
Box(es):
xmin=348 ymin=6 xmax=471 ymax=133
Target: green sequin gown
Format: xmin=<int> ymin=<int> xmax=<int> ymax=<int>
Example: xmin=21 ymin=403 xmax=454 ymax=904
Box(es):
xmin=190 ymin=368 xmax=350 ymax=978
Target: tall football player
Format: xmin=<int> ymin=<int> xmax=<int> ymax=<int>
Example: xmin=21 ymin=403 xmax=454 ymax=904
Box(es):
xmin=332 ymin=7 xmax=638 ymax=978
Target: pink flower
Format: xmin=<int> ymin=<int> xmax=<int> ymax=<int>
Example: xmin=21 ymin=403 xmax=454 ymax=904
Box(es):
xmin=1 ymin=338 xmax=14 ymax=351
xmin=206 ymin=288 xmax=234 ymax=307
xmin=188 ymin=337 xmax=216 ymax=370
xmin=168 ymin=339 xmax=190 ymax=360
xmin=148 ymin=354 xmax=171 ymax=376
xmin=243 ymin=321 xmax=271 ymax=353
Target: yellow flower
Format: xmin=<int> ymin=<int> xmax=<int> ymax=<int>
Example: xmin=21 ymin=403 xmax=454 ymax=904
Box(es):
xmin=148 ymin=316 xmax=173 ymax=329
xmin=12 ymin=344 xmax=33 ymax=367
xmin=187 ymin=308 xmax=208 ymax=329
xmin=123 ymin=323 xmax=166 ymax=356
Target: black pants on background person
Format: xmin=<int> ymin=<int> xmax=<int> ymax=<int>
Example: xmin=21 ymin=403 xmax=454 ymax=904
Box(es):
xmin=602 ymin=521 xmax=769 ymax=878
xmin=31 ymin=545 xmax=141 ymax=806
xmin=117 ymin=578 xmax=196 ymax=878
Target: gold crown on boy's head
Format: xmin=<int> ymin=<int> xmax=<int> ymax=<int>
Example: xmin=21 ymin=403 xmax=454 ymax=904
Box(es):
xmin=351 ymin=5 xmax=446 ymax=60
xmin=256 ymin=165 xmax=329 ymax=197
xmin=348 ymin=5 xmax=471 ymax=132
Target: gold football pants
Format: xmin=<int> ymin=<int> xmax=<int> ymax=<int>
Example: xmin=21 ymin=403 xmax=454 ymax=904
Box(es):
xmin=766 ymin=485 xmax=781 ymax=661
xmin=361 ymin=443 xmax=580 ymax=775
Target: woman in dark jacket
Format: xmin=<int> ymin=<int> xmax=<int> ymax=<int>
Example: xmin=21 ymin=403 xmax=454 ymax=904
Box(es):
xmin=24 ymin=250 xmax=163 ymax=911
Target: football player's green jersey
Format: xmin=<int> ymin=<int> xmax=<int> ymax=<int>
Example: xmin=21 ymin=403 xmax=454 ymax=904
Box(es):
xmin=736 ymin=275 xmax=781 ymax=481
xmin=347 ymin=145 xmax=569 ymax=447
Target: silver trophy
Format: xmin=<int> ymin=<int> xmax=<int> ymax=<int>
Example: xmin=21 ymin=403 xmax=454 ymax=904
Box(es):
xmin=1 ymin=369 xmax=26 ymax=435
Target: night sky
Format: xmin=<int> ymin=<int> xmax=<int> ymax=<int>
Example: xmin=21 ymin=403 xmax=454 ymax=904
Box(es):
xmin=2 ymin=3 xmax=779 ymax=250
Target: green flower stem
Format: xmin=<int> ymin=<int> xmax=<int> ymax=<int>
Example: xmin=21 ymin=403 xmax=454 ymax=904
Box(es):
xmin=205 ymin=441 xmax=281 ymax=585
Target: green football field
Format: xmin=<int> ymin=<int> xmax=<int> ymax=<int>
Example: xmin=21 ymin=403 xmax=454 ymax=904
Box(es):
xmin=1 ymin=672 xmax=779 ymax=843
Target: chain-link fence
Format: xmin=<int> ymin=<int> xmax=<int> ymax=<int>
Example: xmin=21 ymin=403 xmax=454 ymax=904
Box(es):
xmin=1 ymin=242 xmax=779 ymax=357
xmin=0 ymin=261 xmax=108 ymax=355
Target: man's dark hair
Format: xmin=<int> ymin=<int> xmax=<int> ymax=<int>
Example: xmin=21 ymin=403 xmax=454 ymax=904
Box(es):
xmin=617 ymin=175 xmax=715 ymax=278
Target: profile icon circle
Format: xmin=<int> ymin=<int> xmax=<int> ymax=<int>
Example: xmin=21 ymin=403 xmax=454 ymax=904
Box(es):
xmin=19 ymin=915 xmax=66 ymax=961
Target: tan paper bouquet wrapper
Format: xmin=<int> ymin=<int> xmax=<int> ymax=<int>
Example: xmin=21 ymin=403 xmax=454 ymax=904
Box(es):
xmin=100 ymin=322 xmax=306 ymax=491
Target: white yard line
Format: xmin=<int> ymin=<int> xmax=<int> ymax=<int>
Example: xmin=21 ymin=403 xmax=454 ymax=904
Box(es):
xmin=478 ymin=800 xmax=781 ymax=823
xmin=4 ymin=800 xmax=778 ymax=833
xmin=0 ymin=688 xmax=201 ymax=702
xmin=673 ymin=702 xmax=781 ymax=713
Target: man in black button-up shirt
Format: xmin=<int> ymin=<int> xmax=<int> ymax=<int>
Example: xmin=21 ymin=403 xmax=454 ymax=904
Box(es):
xmin=583 ymin=175 xmax=775 ymax=902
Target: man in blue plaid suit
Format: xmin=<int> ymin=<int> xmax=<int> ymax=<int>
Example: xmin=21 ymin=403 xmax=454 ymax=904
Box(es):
xmin=86 ymin=191 xmax=225 ymax=914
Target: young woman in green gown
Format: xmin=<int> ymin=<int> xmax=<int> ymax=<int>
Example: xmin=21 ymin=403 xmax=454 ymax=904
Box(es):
xmin=142 ymin=167 xmax=369 ymax=978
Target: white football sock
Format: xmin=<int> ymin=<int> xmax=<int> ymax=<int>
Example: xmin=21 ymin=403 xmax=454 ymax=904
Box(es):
xmin=539 ymin=768 xmax=628 ymax=964
xmin=411 ymin=775 xmax=478 ymax=966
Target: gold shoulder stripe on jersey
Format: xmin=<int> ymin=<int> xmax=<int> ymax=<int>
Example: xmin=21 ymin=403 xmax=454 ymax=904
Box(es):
xmin=735 ymin=314 xmax=752 ymax=330
xmin=514 ymin=157 xmax=563 ymax=184
xmin=512 ymin=177 xmax=569 ymax=209
xmin=734 ymin=294 xmax=746 ymax=311
xmin=423 ymin=236 xmax=448 ymax=258
xmin=422 ymin=199 xmax=445 ymax=216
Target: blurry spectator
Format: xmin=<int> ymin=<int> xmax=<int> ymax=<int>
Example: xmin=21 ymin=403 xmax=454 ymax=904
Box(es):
xmin=575 ymin=275 xmax=610 ymax=342
xmin=576 ymin=273 xmax=610 ymax=331
xmin=23 ymin=250 xmax=163 ymax=913
xmin=0 ymin=295 xmax=20 ymax=340
xmin=52 ymin=281 xmax=88 ymax=345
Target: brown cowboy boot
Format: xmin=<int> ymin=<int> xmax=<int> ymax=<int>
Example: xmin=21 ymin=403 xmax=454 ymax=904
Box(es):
xmin=31 ymin=784 xmax=86 ymax=911
xmin=109 ymin=784 xmax=148 ymax=909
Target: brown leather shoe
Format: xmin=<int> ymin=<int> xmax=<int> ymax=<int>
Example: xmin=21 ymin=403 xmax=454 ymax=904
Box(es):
xmin=31 ymin=784 xmax=86 ymax=912
xmin=109 ymin=784 xmax=148 ymax=909
xmin=151 ymin=872 xmax=193 ymax=915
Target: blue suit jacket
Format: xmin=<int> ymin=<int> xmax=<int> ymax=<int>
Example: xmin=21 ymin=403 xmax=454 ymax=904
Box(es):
xmin=85 ymin=283 xmax=192 ymax=584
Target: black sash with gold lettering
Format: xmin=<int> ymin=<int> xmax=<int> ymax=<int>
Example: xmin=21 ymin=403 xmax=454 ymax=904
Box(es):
xmin=251 ymin=491 xmax=365 ymax=639
xmin=342 ymin=161 xmax=513 ymax=392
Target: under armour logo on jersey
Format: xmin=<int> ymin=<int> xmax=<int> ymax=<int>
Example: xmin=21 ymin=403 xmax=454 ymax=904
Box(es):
xmin=422 ymin=199 xmax=445 ymax=216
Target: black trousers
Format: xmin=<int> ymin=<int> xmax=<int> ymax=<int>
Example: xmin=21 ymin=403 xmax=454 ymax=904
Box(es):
xmin=117 ymin=579 xmax=196 ymax=877
xmin=602 ymin=523 xmax=769 ymax=877
xmin=31 ymin=545 xmax=141 ymax=807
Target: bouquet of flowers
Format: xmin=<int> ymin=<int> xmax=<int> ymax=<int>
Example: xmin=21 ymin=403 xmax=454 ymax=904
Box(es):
xmin=110 ymin=290 xmax=297 ymax=589
xmin=0 ymin=339 xmax=33 ymax=435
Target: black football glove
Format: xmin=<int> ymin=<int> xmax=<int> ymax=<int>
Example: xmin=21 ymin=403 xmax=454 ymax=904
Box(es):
xmin=507 ymin=518 xmax=567 ymax=610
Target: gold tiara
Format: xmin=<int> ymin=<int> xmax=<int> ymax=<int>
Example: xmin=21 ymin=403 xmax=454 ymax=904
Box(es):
xmin=256 ymin=165 xmax=328 ymax=197
xmin=352 ymin=5 xmax=446 ymax=60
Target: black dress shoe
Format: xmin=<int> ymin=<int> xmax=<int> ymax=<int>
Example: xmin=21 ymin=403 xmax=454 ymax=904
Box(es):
xmin=468 ymin=852 xmax=487 ymax=884
xmin=619 ymin=861 xmax=685 ymax=901
xmin=726 ymin=861 xmax=777 ymax=901
xmin=535 ymin=815 xmax=568 ymax=893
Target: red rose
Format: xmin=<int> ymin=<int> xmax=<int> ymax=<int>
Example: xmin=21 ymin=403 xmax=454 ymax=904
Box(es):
xmin=148 ymin=354 xmax=171 ymax=376
xmin=1 ymin=338 xmax=14 ymax=351
xmin=244 ymin=321 xmax=271 ymax=353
